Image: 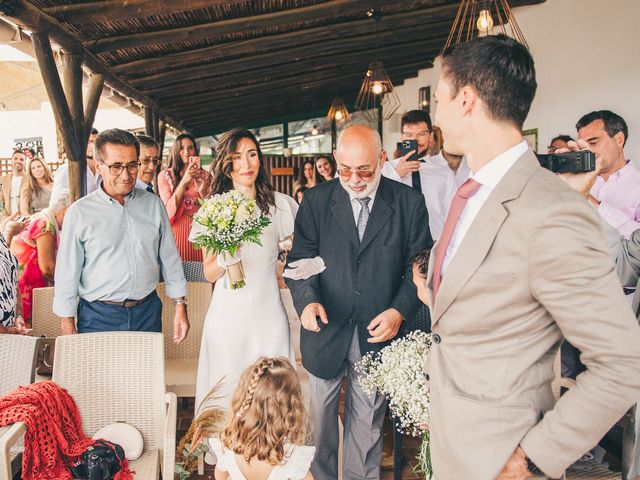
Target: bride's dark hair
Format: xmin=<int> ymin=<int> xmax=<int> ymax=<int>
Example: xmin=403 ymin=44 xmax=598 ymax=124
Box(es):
xmin=209 ymin=128 xmax=275 ymax=215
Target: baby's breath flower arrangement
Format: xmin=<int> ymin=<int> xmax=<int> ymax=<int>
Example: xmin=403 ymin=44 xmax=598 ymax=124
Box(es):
xmin=191 ymin=191 xmax=271 ymax=289
xmin=355 ymin=330 xmax=433 ymax=478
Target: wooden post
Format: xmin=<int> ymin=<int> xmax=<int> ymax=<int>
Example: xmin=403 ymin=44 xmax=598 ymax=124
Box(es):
xmin=331 ymin=118 xmax=337 ymax=151
xmin=83 ymin=73 xmax=104 ymax=144
xmin=144 ymin=107 xmax=154 ymax=138
xmin=32 ymin=32 xmax=82 ymax=200
xmin=62 ymin=51 xmax=86 ymax=197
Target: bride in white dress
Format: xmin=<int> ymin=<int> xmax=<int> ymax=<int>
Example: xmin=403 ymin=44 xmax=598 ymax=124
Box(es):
xmin=190 ymin=128 xmax=297 ymax=411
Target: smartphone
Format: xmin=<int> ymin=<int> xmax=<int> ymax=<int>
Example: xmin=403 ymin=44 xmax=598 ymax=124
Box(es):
xmin=397 ymin=140 xmax=419 ymax=161
xmin=188 ymin=156 xmax=201 ymax=169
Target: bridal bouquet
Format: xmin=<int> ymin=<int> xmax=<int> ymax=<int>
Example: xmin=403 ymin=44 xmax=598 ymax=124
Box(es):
xmin=191 ymin=191 xmax=271 ymax=289
xmin=355 ymin=330 xmax=433 ymax=478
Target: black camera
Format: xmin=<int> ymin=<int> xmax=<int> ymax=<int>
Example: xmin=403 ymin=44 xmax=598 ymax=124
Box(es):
xmin=536 ymin=150 xmax=596 ymax=174
xmin=68 ymin=441 xmax=125 ymax=480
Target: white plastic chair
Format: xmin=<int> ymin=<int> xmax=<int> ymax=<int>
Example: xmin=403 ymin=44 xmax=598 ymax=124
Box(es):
xmin=0 ymin=335 xmax=39 ymax=480
xmin=23 ymin=332 xmax=173 ymax=480
xmin=158 ymin=282 xmax=211 ymax=398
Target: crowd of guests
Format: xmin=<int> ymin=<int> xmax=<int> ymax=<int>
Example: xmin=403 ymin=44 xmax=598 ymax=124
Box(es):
xmin=2 ymin=33 xmax=640 ymax=480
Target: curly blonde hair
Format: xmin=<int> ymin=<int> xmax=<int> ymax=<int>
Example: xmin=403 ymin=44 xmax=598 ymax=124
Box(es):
xmin=220 ymin=356 xmax=307 ymax=465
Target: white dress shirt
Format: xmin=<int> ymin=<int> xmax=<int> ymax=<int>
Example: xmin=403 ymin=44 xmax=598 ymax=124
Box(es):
xmin=49 ymin=163 xmax=101 ymax=207
xmin=135 ymin=177 xmax=154 ymax=192
xmin=343 ymin=182 xmax=379 ymax=225
xmin=441 ymin=141 xmax=529 ymax=275
xmin=10 ymin=176 xmax=21 ymax=213
xmin=382 ymin=152 xmax=470 ymax=240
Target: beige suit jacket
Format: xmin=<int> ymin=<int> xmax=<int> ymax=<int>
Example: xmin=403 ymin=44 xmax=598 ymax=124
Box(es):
xmin=0 ymin=174 xmax=26 ymax=219
xmin=424 ymin=150 xmax=640 ymax=479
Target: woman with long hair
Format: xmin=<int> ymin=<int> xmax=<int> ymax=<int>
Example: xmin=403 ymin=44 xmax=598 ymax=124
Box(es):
xmin=189 ymin=128 xmax=297 ymax=411
xmin=20 ymin=157 xmax=54 ymax=215
xmin=210 ymin=357 xmax=314 ymax=480
xmin=294 ymin=158 xmax=317 ymax=191
xmin=158 ymin=133 xmax=210 ymax=262
xmin=11 ymin=189 xmax=71 ymax=326
xmin=315 ymin=155 xmax=336 ymax=182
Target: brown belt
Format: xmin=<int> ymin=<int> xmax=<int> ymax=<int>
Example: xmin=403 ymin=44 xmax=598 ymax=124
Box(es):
xmin=96 ymin=292 xmax=155 ymax=308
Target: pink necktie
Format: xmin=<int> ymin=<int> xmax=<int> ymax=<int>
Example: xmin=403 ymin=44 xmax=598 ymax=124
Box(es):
xmin=432 ymin=178 xmax=481 ymax=299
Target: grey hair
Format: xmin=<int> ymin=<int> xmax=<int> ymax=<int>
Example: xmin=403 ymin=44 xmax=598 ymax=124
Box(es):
xmin=50 ymin=188 xmax=72 ymax=213
xmin=336 ymin=124 xmax=382 ymax=153
xmin=94 ymin=128 xmax=140 ymax=164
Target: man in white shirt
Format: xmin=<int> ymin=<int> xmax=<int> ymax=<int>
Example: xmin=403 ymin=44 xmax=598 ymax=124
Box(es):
xmin=49 ymin=128 xmax=100 ymax=206
xmin=382 ymin=110 xmax=470 ymax=239
xmin=135 ymin=135 xmax=160 ymax=193
xmin=420 ymin=34 xmax=640 ymax=480
xmin=0 ymin=150 xmax=26 ymax=220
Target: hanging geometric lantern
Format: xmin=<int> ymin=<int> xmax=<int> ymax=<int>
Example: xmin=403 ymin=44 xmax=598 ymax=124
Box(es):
xmin=443 ymin=0 xmax=529 ymax=52
xmin=327 ymin=98 xmax=351 ymax=123
xmin=354 ymin=61 xmax=401 ymax=122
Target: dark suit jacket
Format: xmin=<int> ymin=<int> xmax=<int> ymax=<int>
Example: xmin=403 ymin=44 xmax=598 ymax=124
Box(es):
xmin=285 ymin=176 xmax=432 ymax=379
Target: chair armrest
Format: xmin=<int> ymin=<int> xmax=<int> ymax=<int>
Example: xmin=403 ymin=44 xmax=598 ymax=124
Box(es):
xmin=162 ymin=392 xmax=177 ymax=480
xmin=0 ymin=422 xmax=26 ymax=480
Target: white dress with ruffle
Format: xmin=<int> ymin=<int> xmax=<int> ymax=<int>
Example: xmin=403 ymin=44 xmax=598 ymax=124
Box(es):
xmin=209 ymin=437 xmax=315 ymax=480
xmin=191 ymin=192 xmax=298 ymax=411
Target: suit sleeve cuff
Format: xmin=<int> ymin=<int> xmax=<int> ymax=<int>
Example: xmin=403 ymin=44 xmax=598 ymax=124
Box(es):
xmin=520 ymin=433 xmax=563 ymax=479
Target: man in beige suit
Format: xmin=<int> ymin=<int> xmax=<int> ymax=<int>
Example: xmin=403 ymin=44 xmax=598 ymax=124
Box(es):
xmin=0 ymin=150 xmax=26 ymax=220
xmin=422 ymin=34 xmax=640 ymax=480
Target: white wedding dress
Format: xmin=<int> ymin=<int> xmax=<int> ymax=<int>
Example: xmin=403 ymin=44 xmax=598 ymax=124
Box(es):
xmin=192 ymin=192 xmax=298 ymax=412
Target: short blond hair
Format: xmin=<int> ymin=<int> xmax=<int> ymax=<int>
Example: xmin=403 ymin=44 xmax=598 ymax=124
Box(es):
xmin=220 ymin=357 xmax=307 ymax=465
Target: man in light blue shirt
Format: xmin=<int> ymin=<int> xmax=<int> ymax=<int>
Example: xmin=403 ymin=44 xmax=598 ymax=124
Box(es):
xmin=54 ymin=128 xmax=189 ymax=342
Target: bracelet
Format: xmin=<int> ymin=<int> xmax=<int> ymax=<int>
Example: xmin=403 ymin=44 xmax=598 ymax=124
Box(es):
xmin=173 ymin=296 xmax=188 ymax=306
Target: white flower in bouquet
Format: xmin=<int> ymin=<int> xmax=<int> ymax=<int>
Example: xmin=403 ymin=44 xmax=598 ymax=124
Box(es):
xmin=191 ymin=190 xmax=271 ymax=289
xmin=355 ymin=330 xmax=433 ymax=478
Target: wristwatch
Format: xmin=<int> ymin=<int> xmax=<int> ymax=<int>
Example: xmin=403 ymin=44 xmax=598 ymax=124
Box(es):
xmin=173 ymin=296 xmax=188 ymax=306
xmin=526 ymin=454 xmax=542 ymax=475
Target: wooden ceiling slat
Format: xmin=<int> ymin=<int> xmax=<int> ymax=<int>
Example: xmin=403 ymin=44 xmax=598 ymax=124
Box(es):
xmin=171 ymin=62 xmax=427 ymax=126
xmin=85 ymin=0 xmax=418 ymax=54
xmin=45 ymin=0 xmax=247 ymax=24
xmin=139 ymin=36 xmax=443 ymax=97
xmin=111 ymin=6 xmax=458 ymax=77
xmin=158 ymin=57 xmax=431 ymax=111
xmin=1 ymin=0 xmax=186 ymax=130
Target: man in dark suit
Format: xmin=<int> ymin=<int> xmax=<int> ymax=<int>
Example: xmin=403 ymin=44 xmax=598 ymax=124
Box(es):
xmin=285 ymin=124 xmax=432 ymax=480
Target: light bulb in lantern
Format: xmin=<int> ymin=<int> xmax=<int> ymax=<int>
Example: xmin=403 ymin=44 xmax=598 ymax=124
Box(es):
xmin=476 ymin=9 xmax=494 ymax=33
xmin=334 ymin=110 xmax=343 ymax=121
xmin=311 ymin=125 xmax=319 ymax=136
xmin=371 ymin=81 xmax=384 ymax=95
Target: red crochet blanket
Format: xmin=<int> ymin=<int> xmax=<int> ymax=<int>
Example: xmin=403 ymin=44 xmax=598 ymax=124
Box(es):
xmin=0 ymin=380 xmax=133 ymax=480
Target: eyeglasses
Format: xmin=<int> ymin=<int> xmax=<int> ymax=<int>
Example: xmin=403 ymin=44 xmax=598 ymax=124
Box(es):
xmin=140 ymin=157 xmax=161 ymax=166
xmin=401 ymin=131 xmax=431 ymax=140
xmin=100 ymin=161 xmax=140 ymax=176
xmin=336 ymin=164 xmax=378 ymax=180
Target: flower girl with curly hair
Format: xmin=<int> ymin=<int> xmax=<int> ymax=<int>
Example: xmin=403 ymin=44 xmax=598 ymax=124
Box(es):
xmin=211 ymin=356 xmax=315 ymax=480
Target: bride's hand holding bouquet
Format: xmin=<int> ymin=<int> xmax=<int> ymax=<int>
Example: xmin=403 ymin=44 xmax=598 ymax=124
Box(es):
xmin=191 ymin=190 xmax=270 ymax=289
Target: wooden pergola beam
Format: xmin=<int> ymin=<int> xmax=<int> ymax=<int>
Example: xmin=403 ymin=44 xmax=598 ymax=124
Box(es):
xmin=86 ymin=0 xmax=411 ymax=54
xmin=44 ymin=0 xmax=246 ymax=24
xmin=160 ymin=58 xmax=430 ymax=110
xmin=178 ymin=64 xmax=423 ymax=128
xmin=130 ymin=26 xmax=448 ymax=91
xmin=0 ymin=0 xmax=186 ymax=131
xmin=32 ymin=32 xmax=82 ymax=199
xmin=83 ymin=73 xmax=105 ymax=144
xmin=113 ymin=8 xmax=456 ymax=77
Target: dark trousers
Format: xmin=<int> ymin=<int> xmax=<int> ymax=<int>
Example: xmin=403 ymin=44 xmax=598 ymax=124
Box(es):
xmin=77 ymin=292 xmax=162 ymax=333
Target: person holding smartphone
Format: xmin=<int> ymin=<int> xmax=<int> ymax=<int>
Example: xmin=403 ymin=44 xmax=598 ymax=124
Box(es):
xmin=158 ymin=133 xmax=211 ymax=262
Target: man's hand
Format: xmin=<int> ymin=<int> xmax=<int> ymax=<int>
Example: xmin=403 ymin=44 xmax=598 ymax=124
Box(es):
xmin=556 ymin=139 xmax=602 ymax=199
xmin=367 ymin=308 xmax=403 ymax=343
xmin=300 ymin=303 xmax=328 ymax=332
xmin=60 ymin=317 xmax=77 ymax=335
xmin=173 ymin=304 xmax=190 ymax=343
xmin=497 ymin=447 xmax=533 ymax=480
xmin=394 ymin=150 xmax=421 ymax=178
